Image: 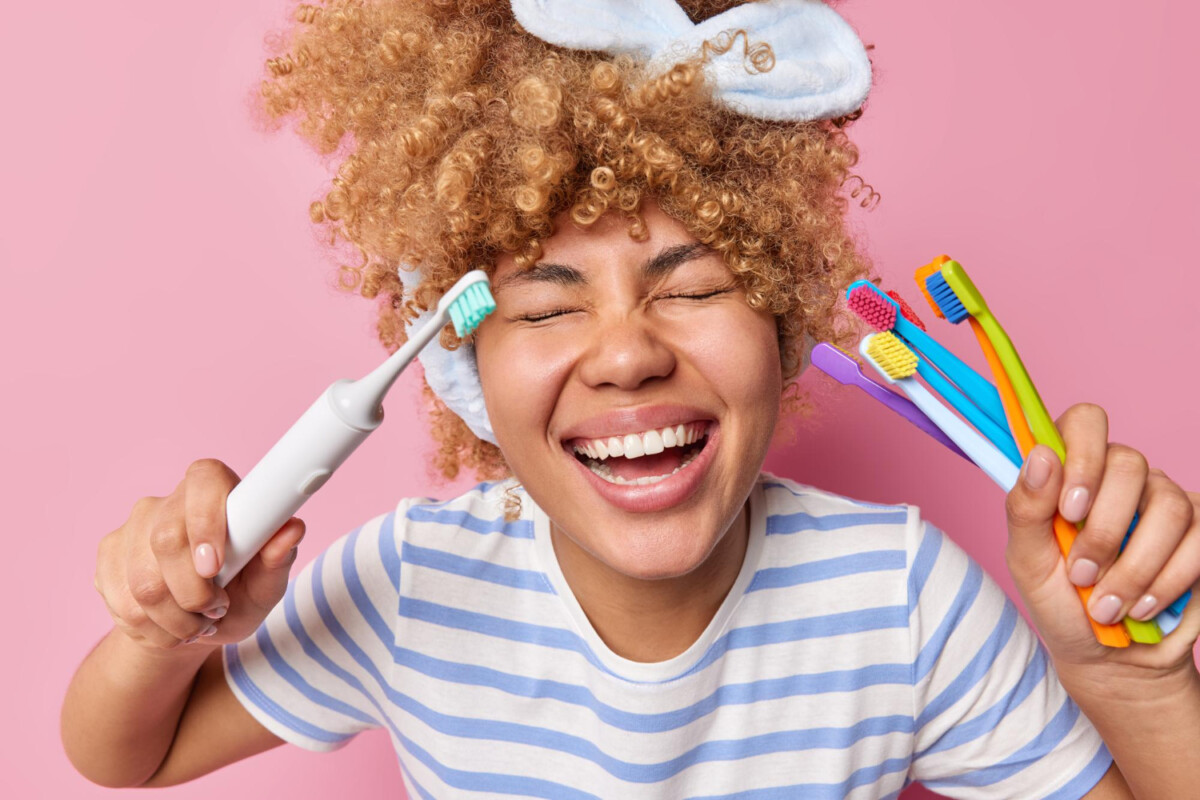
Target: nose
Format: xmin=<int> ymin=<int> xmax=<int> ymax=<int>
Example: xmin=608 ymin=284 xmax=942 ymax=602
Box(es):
xmin=576 ymin=314 xmax=676 ymax=392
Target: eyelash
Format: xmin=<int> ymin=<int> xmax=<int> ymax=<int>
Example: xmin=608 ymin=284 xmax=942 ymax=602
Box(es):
xmin=514 ymin=289 xmax=731 ymax=323
xmin=516 ymin=308 xmax=576 ymax=323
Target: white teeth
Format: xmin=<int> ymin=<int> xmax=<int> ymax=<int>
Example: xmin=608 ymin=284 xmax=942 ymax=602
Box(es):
xmin=623 ymin=433 xmax=645 ymax=458
xmin=573 ymin=424 xmax=707 ymax=462
xmin=584 ymin=442 xmax=704 ymax=484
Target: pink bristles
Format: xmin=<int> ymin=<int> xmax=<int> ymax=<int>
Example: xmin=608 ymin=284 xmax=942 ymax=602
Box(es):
xmin=886 ymin=290 xmax=927 ymax=331
xmin=847 ymin=285 xmax=897 ymax=331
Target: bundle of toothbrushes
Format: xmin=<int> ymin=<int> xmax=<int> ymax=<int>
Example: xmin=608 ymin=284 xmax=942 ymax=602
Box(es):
xmin=813 ymin=255 xmax=1190 ymax=648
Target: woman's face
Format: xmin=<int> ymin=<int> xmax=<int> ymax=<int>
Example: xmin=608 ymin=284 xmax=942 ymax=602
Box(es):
xmin=474 ymin=202 xmax=782 ymax=580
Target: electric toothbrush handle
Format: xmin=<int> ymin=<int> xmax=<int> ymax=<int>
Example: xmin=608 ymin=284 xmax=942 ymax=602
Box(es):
xmin=216 ymin=379 xmax=380 ymax=587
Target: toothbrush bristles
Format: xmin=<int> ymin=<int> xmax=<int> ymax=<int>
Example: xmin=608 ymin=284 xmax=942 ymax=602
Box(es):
xmin=449 ymin=281 xmax=497 ymax=337
xmin=847 ymin=285 xmax=898 ymax=331
xmin=924 ymin=273 xmax=969 ymax=324
xmin=865 ymin=332 xmax=918 ymax=380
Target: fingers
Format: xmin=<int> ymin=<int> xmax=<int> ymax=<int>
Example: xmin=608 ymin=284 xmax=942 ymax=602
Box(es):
xmin=1066 ymin=445 xmax=1147 ymax=587
xmin=183 ymin=458 xmax=239 ymax=582
xmin=128 ymin=489 xmax=224 ymax=644
xmin=1004 ymin=445 xmax=1066 ymax=587
xmin=94 ymin=461 xmax=240 ymax=651
xmin=152 ymin=486 xmax=229 ymax=620
xmin=235 ymin=517 xmax=306 ymax=615
xmin=1056 ymin=403 xmax=1109 ymax=525
xmin=1087 ymin=476 xmax=1197 ymax=625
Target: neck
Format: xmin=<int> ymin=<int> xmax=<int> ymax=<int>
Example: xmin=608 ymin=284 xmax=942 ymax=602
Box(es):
xmin=549 ymin=503 xmax=750 ymax=663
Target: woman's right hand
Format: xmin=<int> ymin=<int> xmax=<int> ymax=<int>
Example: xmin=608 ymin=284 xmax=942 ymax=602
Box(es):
xmin=95 ymin=458 xmax=306 ymax=652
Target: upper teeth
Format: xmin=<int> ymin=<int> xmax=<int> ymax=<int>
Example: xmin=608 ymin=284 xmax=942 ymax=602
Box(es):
xmin=571 ymin=424 xmax=705 ymax=461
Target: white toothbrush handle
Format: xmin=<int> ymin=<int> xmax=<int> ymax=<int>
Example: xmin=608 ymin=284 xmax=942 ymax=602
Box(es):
xmin=216 ymin=380 xmax=380 ymax=587
xmin=899 ymin=377 xmax=1021 ymax=491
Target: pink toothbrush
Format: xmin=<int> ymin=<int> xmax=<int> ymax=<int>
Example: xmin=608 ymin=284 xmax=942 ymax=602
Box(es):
xmin=811 ymin=342 xmax=969 ymax=461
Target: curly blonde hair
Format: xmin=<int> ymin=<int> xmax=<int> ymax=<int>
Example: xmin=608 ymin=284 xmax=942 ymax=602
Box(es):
xmin=261 ymin=0 xmax=875 ymax=481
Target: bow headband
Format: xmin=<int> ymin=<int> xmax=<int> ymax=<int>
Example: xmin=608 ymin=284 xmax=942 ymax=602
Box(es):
xmin=407 ymin=0 xmax=872 ymax=444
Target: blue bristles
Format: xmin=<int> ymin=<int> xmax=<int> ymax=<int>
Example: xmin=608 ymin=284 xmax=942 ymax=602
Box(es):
xmin=924 ymin=272 xmax=970 ymax=324
xmin=448 ymin=281 xmax=497 ymax=337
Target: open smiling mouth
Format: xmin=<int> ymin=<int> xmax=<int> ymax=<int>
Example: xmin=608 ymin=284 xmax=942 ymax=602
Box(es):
xmin=568 ymin=423 xmax=711 ymax=486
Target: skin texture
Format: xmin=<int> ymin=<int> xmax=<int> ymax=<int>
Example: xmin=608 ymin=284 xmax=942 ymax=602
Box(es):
xmin=474 ymin=202 xmax=781 ymax=662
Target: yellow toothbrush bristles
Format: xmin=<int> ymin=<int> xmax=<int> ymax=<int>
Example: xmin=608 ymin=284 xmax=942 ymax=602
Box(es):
xmin=865 ymin=332 xmax=918 ymax=380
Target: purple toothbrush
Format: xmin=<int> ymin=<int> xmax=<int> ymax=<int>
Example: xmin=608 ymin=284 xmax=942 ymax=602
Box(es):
xmin=811 ymin=342 xmax=970 ymax=461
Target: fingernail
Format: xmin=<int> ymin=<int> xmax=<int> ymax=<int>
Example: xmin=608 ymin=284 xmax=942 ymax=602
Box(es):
xmin=1068 ymin=558 xmax=1099 ymax=587
xmin=1131 ymin=595 xmax=1158 ymax=621
xmin=1089 ymin=594 xmax=1123 ymax=625
xmin=200 ymin=624 xmax=218 ymax=637
xmin=1024 ymin=452 xmax=1053 ymax=490
xmin=181 ymin=635 xmax=199 ymax=646
xmin=1062 ymin=486 xmax=1090 ymax=522
xmin=203 ymin=605 xmax=228 ymax=620
xmin=194 ymin=544 xmax=218 ymax=576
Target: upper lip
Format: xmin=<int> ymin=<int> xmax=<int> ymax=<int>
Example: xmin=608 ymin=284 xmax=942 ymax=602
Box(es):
xmin=557 ymin=405 xmax=716 ymax=444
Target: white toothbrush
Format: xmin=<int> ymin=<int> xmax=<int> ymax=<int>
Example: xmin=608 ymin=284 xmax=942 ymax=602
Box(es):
xmin=859 ymin=332 xmax=1020 ymax=492
xmin=215 ymin=270 xmax=495 ymax=586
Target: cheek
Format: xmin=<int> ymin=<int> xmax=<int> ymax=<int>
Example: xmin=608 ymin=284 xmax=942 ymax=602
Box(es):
xmin=684 ymin=310 xmax=782 ymax=418
xmin=475 ymin=328 xmax=578 ymax=450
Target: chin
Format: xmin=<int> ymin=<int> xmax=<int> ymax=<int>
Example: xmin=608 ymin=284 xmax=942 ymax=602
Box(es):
xmin=597 ymin=524 xmax=719 ymax=581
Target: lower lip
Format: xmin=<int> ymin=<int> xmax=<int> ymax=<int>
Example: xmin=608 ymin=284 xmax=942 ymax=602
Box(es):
xmin=566 ymin=426 xmax=720 ymax=514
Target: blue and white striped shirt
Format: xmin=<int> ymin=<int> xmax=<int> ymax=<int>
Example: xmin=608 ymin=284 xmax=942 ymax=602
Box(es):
xmin=224 ymin=474 xmax=1111 ymax=798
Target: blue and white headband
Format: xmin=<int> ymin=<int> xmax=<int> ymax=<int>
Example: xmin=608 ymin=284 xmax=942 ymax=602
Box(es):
xmin=406 ymin=0 xmax=872 ymax=444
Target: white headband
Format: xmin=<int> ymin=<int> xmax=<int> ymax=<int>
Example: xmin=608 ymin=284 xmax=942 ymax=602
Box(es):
xmin=406 ymin=0 xmax=872 ymax=444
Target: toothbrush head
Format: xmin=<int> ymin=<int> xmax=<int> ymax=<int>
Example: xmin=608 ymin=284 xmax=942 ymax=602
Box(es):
xmin=923 ymin=271 xmax=968 ymax=324
xmin=846 ymin=280 xmax=898 ymax=331
xmin=859 ymin=332 xmax=918 ymax=383
xmin=940 ymin=260 xmax=989 ymax=317
xmin=913 ymin=256 xmax=952 ymax=319
xmin=438 ymin=270 xmax=497 ymax=337
xmin=923 ymin=259 xmax=987 ymax=325
xmin=810 ymin=342 xmax=866 ymax=385
xmin=885 ymin=290 xmax=928 ymax=331
xmin=921 ymin=257 xmax=988 ymax=323
xmin=921 ymin=261 xmax=988 ymax=326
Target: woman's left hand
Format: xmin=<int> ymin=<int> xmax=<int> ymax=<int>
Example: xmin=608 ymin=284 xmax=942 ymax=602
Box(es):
xmin=1004 ymin=402 xmax=1200 ymax=679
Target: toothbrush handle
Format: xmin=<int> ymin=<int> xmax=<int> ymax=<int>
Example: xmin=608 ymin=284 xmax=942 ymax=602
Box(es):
xmin=216 ymin=380 xmax=379 ymax=587
xmin=851 ymin=371 xmax=971 ymax=461
xmin=900 ymin=378 xmax=1020 ymax=491
xmin=895 ymin=316 xmax=1009 ymax=430
xmin=915 ymin=360 xmax=1023 ymax=466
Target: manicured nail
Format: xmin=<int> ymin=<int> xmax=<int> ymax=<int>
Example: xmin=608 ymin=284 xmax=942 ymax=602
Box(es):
xmin=1089 ymin=594 xmax=1123 ymax=625
xmin=203 ymin=606 xmax=227 ymax=620
xmin=1024 ymin=452 xmax=1053 ymax=490
xmin=1062 ymin=486 xmax=1090 ymax=522
xmin=1068 ymin=558 xmax=1099 ymax=587
xmin=194 ymin=544 xmax=218 ymax=576
xmin=200 ymin=624 xmax=218 ymax=637
xmin=1131 ymin=595 xmax=1158 ymax=621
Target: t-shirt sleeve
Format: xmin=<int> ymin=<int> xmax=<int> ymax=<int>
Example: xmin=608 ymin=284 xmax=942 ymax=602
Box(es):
xmin=222 ymin=504 xmax=404 ymax=752
xmin=906 ymin=515 xmax=1113 ymax=798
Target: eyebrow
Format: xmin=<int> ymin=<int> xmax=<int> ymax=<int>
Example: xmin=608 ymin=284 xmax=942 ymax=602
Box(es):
xmin=492 ymin=242 xmax=714 ymax=293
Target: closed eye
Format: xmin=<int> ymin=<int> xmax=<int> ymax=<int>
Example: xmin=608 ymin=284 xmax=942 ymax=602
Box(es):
xmin=513 ymin=307 xmax=577 ymax=323
xmin=659 ymin=288 xmax=734 ymax=301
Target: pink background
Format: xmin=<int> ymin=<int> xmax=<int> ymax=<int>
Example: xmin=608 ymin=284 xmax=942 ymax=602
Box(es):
xmin=4 ymin=1 xmax=1197 ymax=797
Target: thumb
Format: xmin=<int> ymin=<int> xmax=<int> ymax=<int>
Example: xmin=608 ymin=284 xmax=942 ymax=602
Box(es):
xmin=1005 ymin=445 xmax=1067 ymax=587
xmin=235 ymin=517 xmax=307 ymax=610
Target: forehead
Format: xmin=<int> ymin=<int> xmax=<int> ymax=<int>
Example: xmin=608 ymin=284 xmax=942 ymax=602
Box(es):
xmin=491 ymin=204 xmax=717 ymax=288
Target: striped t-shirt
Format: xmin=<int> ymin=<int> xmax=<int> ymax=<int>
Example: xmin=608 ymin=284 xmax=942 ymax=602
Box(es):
xmin=224 ymin=474 xmax=1111 ymax=798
